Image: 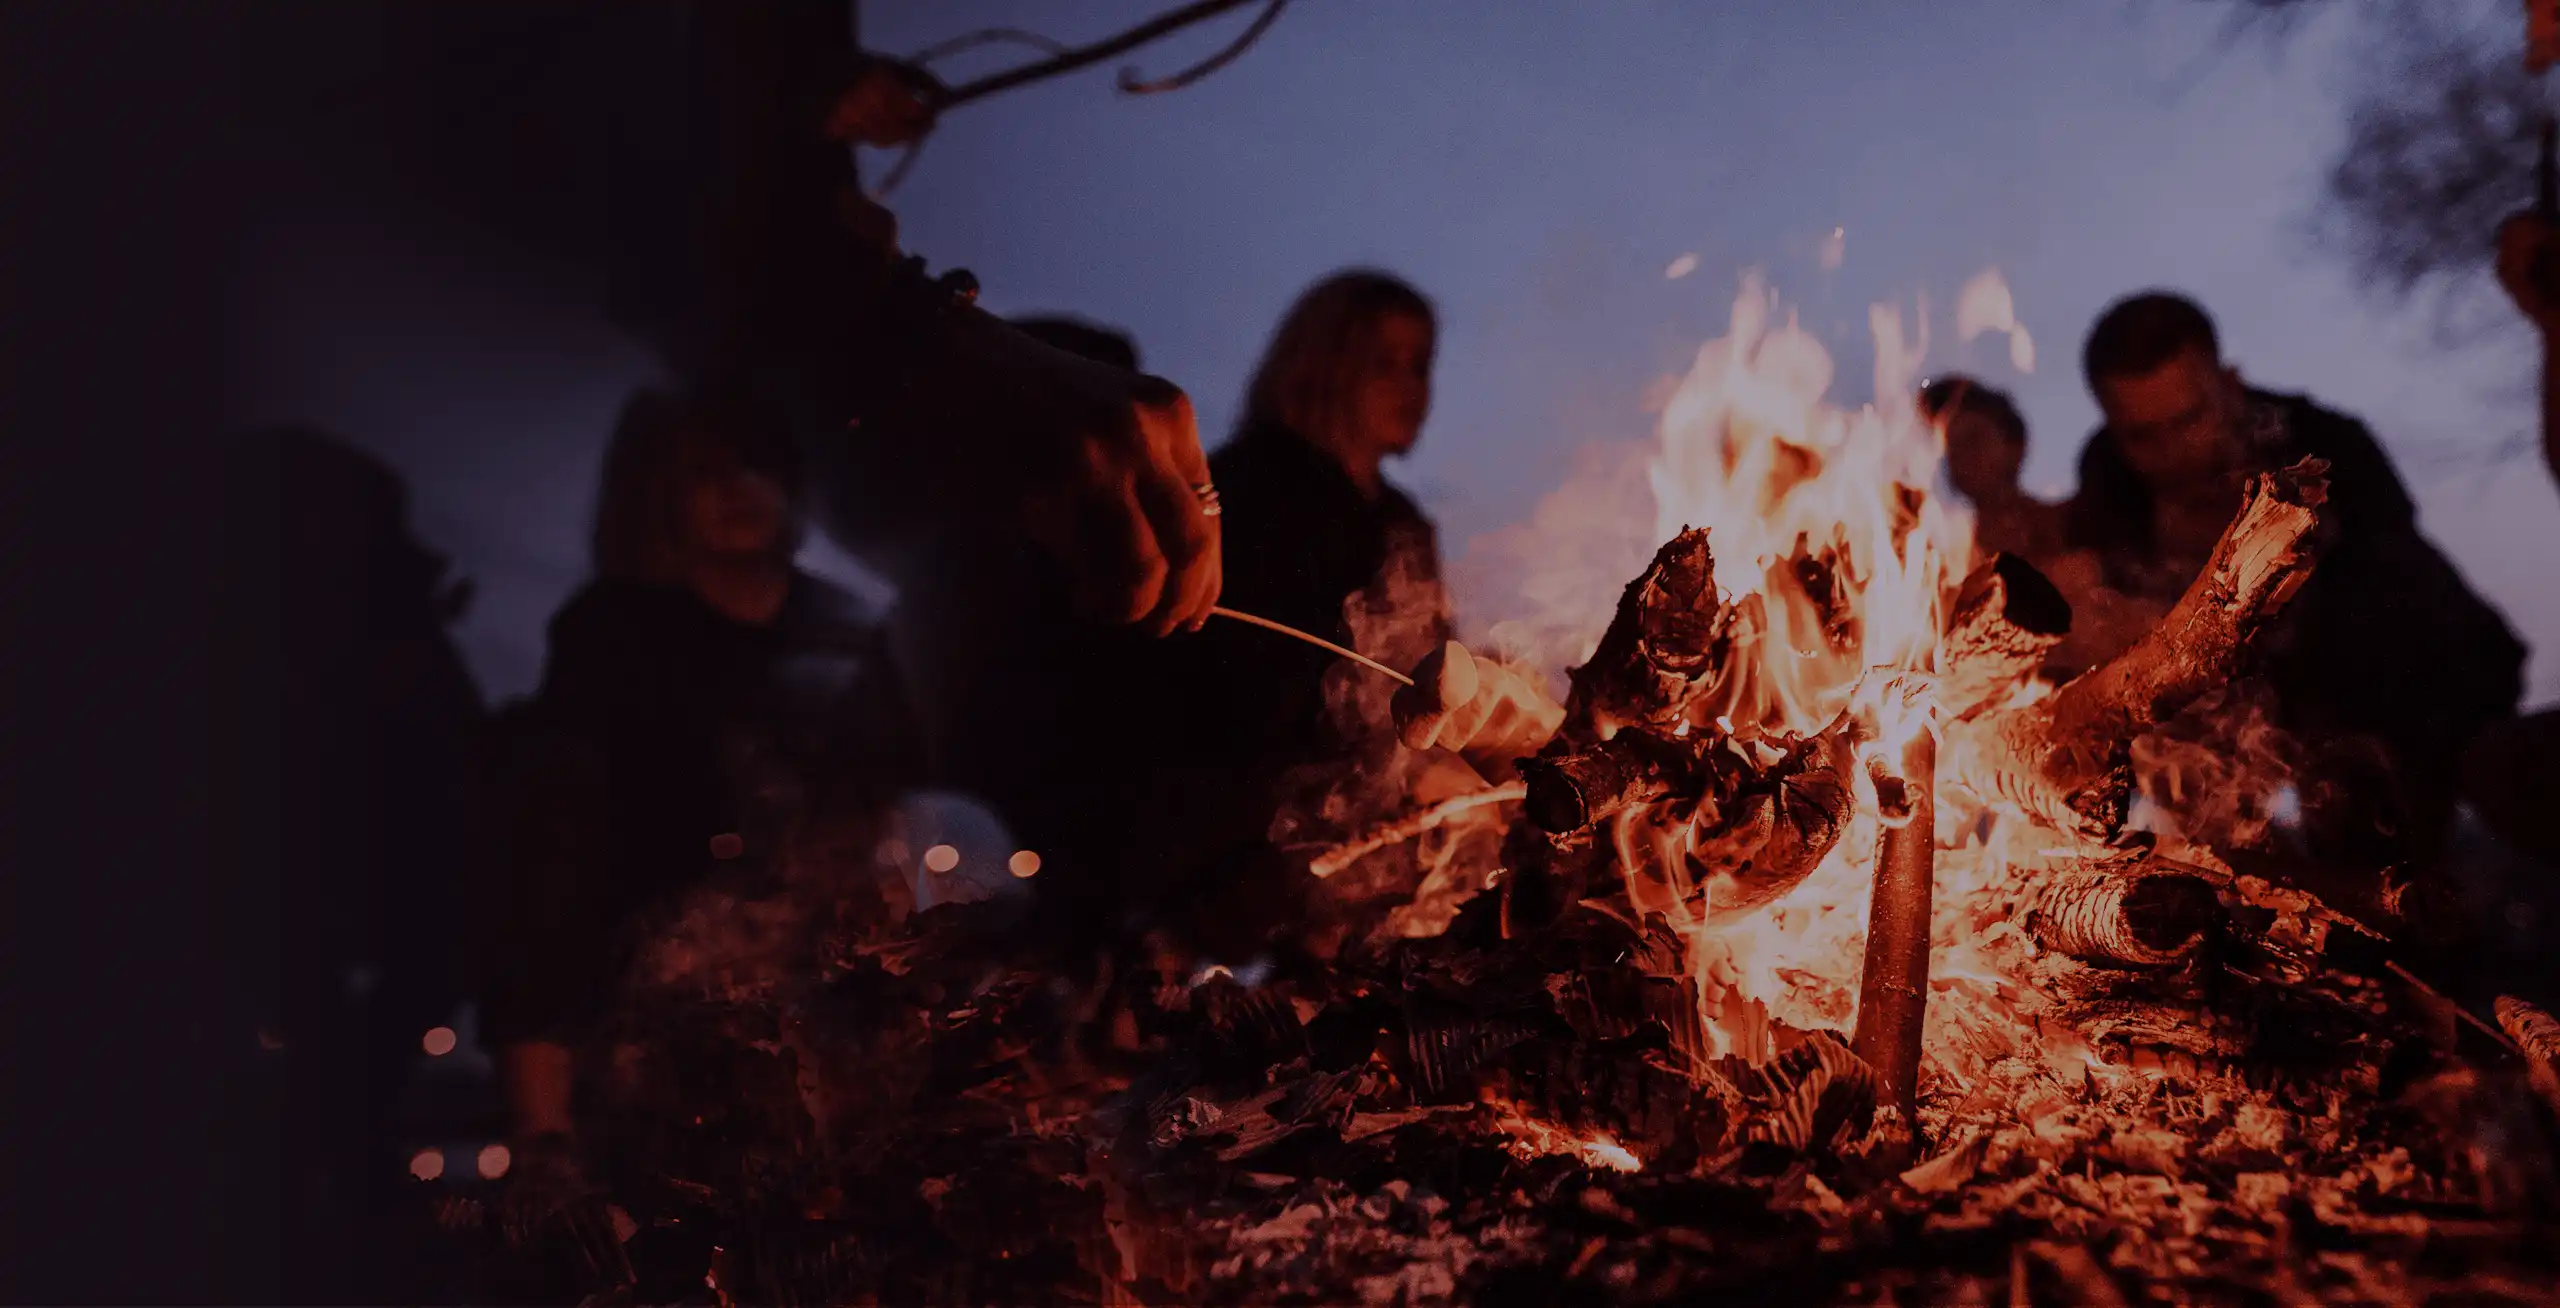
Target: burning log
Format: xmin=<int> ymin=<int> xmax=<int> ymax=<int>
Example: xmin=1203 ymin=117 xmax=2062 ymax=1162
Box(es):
xmin=1681 ymin=720 xmax=1859 ymax=912
xmin=1557 ymin=528 xmax=1729 ymax=742
xmin=1518 ymin=728 xmax=1695 ymax=834
xmin=1946 ymin=459 xmax=2329 ymax=837
xmin=1517 ymin=716 xmax=1860 ymax=914
xmin=1850 ymin=726 xmax=1934 ymax=1119
xmin=2020 ymin=863 xmax=2222 ymax=968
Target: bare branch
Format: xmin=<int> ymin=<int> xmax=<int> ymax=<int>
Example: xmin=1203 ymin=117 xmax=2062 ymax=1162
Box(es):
xmin=2311 ymin=1 xmax=2555 ymax=340
xmin=877 ymin=0 xmax=1290 ymax=196
xmin=908 ymin=28 xmax=1073 ymax=68
xmin=935 ymin=0 xmax=1269 ymax=111
xmin=1119 ymin=0 xmax=1291 ymax=96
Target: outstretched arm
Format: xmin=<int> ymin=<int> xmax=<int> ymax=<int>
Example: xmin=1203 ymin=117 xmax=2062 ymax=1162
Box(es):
xmin=692 ymin=0 xmax=1224 ymax=632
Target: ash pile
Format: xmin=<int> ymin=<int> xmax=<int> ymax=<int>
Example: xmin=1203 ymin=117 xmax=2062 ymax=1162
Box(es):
xmin=457 ymin=457 xmax=2560 ymax=1305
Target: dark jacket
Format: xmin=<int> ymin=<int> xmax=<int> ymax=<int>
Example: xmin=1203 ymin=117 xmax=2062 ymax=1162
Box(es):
xmin=1192 ymin=421 xmax=1452 ymax=770
xmin=475 ymin=571 xmax=921 ymax=1046
xmin=1090 ymin=422 xmax=1453 ymax=946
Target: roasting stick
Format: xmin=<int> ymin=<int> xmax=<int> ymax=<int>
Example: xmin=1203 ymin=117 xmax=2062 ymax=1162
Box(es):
xmin=1209 ymin=605 xmax=1415 ymax=686
xmin=1306 ymin=782 xmax=1528 ymax=879
xmin=2384 ymin=961 xmax=2525 ymax=1057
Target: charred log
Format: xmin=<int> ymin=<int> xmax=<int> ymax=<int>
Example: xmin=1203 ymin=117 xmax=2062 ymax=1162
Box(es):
xmin=1518 ymin=727 xmax=1696 ymax=834
xmin=1558 ymin=528 xmax=1729 ymax=743
xmin=1946 ymin=459 xmax=2328 ymax=837
xmin=2021 ymin=864 xmax=2222 ymax=967
xmin=1681 ymin=719 xmax=1859 ymax=913
xmin=1937 ymin=552 xmax=2070 ymax=723
xmin=1721 ymin=1031 xmax=1878 ymax=1158
xmin=1519 ymin=715 xmax=1859 ymax=916
xmin=1401 ymin=1006 xmax=1550 ymax=1100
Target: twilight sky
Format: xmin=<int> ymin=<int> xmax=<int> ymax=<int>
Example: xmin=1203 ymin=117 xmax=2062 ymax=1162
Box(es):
xmin=243 ymin=0 xmax=2560 ymax=706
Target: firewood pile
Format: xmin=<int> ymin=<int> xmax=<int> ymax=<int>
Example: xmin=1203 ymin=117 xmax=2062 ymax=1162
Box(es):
xmin=440 ymin=447 xmax=2560 ymax=1305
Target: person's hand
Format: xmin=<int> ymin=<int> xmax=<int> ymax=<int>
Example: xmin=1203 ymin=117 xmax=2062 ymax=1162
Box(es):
xmin=825 ymin=57 xmax=943 ymax=148
xmin=949 ymin=315 xmax=1223 ymax=634
xmin=2497 ymin=210 xmax=2560 ymax=332
xmin=1392 ymin=641 xmax=1564 ymax=773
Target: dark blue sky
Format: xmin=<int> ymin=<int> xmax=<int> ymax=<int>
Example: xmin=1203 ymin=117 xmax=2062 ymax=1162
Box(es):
xmin=246 ymin=0 xmax=2560 ymax=704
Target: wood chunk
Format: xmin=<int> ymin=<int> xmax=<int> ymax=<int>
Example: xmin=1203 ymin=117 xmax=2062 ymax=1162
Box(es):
xmin=1946 ymin=459 xmax=2328 ymax=838
xmin=2494 ymin=996 xmax=2560 ymax=1120
xmin=1850 ymin=730 xmax=1935 ymax=1118
xmin=2022 ymin=864 xmax=2222 ymax=967
xmin=1939 ymin=552 xmax=2071 ymax=723
xmin=1519 ymin=728 xmax=1697 ymax=834
xmin=1683 ymin=717 xmax=1860 ymax=913
xmin=1558 ymin=528 xmax=1730 ymax=743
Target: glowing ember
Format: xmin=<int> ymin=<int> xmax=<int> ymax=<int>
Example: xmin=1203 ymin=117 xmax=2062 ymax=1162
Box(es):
xmin=1487 ymin=1101 xmax=1644 ymax=1173
xmin=923 ymin=844 xmax=961 ymax=874
xmin=421 ymin=1025 xmax=457 ymax=1057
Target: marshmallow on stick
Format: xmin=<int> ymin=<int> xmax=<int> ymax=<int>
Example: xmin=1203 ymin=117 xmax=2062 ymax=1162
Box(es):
xmin=1393 ymin=640 xmax=1566 ymax=778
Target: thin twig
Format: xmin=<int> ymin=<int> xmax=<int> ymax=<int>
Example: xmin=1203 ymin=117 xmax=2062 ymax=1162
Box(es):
xmin=1306 ymin=783 xmax=1528 ymax=879
xmin=909 ymin=27 xmax=1074 ymax=68
xmin=2385 ymin=960 xmax=2525 ymax=1055
xmin=1210 ymin=606 xmax=1414 ymax=687
xmin=937 ymin=0 xmax=1264 ymax=109
xmin=1118 ymin=0 xmax=1290 ymax=95
xmin=873 ymin=133 xmax=930 ymax=196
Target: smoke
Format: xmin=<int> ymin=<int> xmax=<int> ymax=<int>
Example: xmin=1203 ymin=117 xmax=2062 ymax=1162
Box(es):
xmin=2126 ymin=681 xmax=2311 ymax=854
xmin=1271 ymin=527 xmax=1514 ymax=947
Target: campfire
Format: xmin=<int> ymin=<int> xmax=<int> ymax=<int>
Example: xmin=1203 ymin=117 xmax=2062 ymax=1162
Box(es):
xmin=457 ymin=277 xmax=2560 ymax=1305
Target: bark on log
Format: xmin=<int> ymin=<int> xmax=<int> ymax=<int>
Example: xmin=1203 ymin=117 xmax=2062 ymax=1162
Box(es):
xmin=2493 ymin=995 xmax=2560 ymax=1121
xmin=1938 ymin=552 xmax=2071 ymax=723
xmin=1682 ymin=717 xmax=1860 ymax=912
xmin=1518 ymin=715 xmax=1860 ymax=914
xmin=2021 ymin=864 xmax=2222 ymax=967
xmin=1945 ymin=459 xmax=2328 ymax=837
xmin=2499 ymin=995 xmax=2560 ymax=1066
xmin=1557 ymin=528 xmax=1729 ymax=744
